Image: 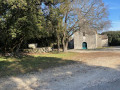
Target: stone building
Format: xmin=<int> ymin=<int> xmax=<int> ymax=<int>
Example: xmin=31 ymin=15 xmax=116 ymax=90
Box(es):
xmin=72 ymin=29 xmax=108 ymax=49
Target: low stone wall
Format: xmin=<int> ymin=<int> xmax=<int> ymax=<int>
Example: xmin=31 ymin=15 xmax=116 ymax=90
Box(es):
xmin=23 ymin=47 xmax=52 ymax=53
xmin=28 ymin=43 xmax=37 ymax=49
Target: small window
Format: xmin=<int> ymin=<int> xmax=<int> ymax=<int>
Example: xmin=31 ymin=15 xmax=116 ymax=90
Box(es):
xmin=83 ymin=32 xmax=85 ymax=36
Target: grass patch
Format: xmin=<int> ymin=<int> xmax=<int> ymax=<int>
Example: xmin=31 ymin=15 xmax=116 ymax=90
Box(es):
xmin=96 ymin=47 xmax=114 ymax=50
xmin=0 ymin=52 xmax=78 ymax=77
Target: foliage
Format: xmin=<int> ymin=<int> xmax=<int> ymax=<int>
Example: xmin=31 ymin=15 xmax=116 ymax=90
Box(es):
xmin=102 ymin=31 xmax=120 ymax=46
xmin=0 ymin=0 xmax=47 ymax=53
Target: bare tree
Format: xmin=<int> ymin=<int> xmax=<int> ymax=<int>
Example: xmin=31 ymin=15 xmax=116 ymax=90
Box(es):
xmin=59 ymin=0 xmax=110 ymax=52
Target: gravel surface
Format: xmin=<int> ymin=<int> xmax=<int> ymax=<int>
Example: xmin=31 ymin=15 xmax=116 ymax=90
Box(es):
xmin=0 ymin=51 xmax=120 ymax=90
xmin=84 ymin=79 xmax=120 ymax=90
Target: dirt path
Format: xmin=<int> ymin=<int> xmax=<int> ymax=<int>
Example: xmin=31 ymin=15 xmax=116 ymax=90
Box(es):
xmin=0 ymin=52 xmax=120 ymax=90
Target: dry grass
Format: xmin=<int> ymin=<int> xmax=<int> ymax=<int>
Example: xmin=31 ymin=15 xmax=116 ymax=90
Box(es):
xmin=0 ymin=52 xmax=78 ymax=77
xmin=0 ymin=52 xmax=120 ymax=77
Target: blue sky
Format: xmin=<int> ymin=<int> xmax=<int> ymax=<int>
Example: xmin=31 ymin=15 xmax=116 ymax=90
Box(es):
xmin=103 ymin=0 xmax=120 ymax=31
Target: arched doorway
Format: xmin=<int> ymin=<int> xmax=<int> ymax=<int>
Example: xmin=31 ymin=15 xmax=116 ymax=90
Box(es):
xmin=82 ymin=42 xmax=87 ymax=49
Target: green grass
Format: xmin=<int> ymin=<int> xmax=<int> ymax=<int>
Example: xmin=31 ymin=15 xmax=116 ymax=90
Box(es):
xmin=96 ymin=47 xmax=114 ymax=50
xmin=0 ymin=52 xmax=78 ymax=77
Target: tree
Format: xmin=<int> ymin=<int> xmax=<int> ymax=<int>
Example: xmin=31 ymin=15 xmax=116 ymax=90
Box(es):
xmin=58 ymin=0 xmax=110 ymax=52
xmin=49 ymin=8 xmax=63 ymax=52
xmin=0 ymin=0 xmax=46 ymax=54
xmin=41 ymin=0 xmax=64 ymax=52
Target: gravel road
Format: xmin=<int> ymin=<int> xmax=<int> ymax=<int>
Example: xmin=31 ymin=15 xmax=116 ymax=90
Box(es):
xmin=0 ymin=51 xmax=120 ymax=90
xmin=84 ymin=79 xmax=120 ymax=90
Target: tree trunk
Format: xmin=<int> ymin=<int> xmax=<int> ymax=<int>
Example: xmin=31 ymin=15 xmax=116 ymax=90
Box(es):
xmin=57 ymin=35 xmax=60 ymax=53
xmin=64 ymin=42 xmax=68 ymax=52
xmin=62 ymin=38 xmax=68 ymax=52
xmin=15 ymin=38 xmax=24 ymax=56
xmin=3 ymin=40 xmax=8 ymax=55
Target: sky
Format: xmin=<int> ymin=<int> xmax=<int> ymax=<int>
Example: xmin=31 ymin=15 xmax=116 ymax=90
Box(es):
xmin=103 ymin=0 xmax=120 ymax=31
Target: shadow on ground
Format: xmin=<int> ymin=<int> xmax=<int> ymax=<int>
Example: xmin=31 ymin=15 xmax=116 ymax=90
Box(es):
xmin=0 ymin=55 xmax=78 ymax=77
xmin=0 ymin=52 xmax=120 ymax=90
